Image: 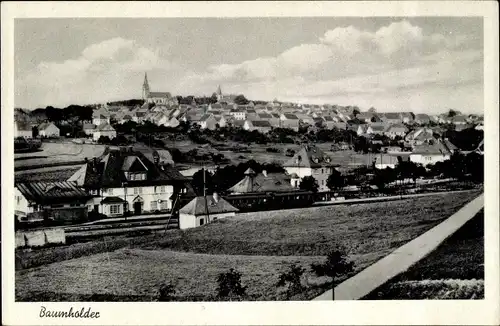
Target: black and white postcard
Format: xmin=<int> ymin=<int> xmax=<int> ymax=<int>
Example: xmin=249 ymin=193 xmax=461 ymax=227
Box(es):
xmin=2 ymin=1 xmax=499 ymax=325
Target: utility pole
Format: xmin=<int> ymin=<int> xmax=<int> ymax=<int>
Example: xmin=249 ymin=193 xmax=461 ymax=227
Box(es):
xmin=203 ymin=164 xmax=210 ymax=224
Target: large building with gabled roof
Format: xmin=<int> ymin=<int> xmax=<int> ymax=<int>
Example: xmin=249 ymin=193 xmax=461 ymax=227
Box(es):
xmin=68 ymin=146 xmax=190 ymax=217
xmin=142 ymin=73 xmax=178 ymax=106
xmin=283 ymin=145 xmax=336 ymax=191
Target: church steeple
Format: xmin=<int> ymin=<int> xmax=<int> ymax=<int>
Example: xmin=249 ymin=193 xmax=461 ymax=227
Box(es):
xmin=142 ymin=73 xmax=150 ymax=99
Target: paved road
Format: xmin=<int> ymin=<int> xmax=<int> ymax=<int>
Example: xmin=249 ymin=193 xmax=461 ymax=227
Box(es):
xmin=313 ymin=193 xmax=484 ymax=300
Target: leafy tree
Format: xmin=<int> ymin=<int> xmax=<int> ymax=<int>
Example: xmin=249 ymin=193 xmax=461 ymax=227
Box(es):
xmin=372 ymin=167 xmax=396 ymax=189
xmin=233 ymin=95 xmax=249 ymax=105
xmin=276 ymin=264 xmax=306 ymax=298
xmin=216 ymin=268 xmax=247 ymax=300
xmin=158 ymin=282 xmax=176 ymax=302
xmin=310 ymin=247 xmax=355 ymax=300
xmin=326 ymin=169 xmax=345 ymax=191
xmin=97 ymin=136 xmax=111 ymax=144
xmin=447 ymin=109 xmax=460 ymax=118
xmin=299 ymin=176 xmax=319 ymax=193
xmin=368 ymin=107 xmax=377 ymax=113
xmin=191 ymin=168 xmax=214 ymax=196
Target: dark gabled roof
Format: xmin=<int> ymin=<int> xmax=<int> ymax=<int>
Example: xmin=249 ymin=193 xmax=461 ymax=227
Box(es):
xmin=412 ymin=139 xmax=456 ymax=155
xmin=149 ymin=91 xmax=172 ymax=98
xmin=283 ymin=145 xmax=333 ymax=168
xmin=16 ymin=181 xmax=90 ymax=204
xmin=95 ymin=124 xmax=115 ymax=131
xmin=258 ymin=113 xmax=273 ymax=119
xmin=180 ymin=195 xmax=239 ymax=216
xmin=81 ymin=148 xmax=187 ymax=188
xmin=16 ymin=120 xmax=32 ymax=131
xmin=283 ymin=113 xmax=299 ymax=120
xmin=250 ymin=120 xmax=272 ymax=127
xmin=382 ymin=112 xmax=401 ymax=120
xmin=228 ymin=172 xmax=293 ymax=193
xmin=101 ymin=196 xmax=127 ymax=204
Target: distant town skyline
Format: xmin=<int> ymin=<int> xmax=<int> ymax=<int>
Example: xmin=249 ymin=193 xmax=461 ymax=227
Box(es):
xmin=15 ymin=17 xmax=483 ymax=113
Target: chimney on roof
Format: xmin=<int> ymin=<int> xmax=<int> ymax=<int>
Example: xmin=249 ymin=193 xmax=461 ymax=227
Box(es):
xmin=212 ymin=192 xmax=219 ymax=203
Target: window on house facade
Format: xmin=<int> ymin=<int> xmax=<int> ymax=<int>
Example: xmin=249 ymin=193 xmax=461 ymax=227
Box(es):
xmin=151 ymin=201 xmax=158 ymax=210
xmin=108 ymin=188 xmax=113 ymax=195
xmin=160 ymin=201 xmax=168 ymax=210
xmin=159 ymin=186 xmax=165 ymax=193
xmin=109 ymin=204 xmax=121 ymax=215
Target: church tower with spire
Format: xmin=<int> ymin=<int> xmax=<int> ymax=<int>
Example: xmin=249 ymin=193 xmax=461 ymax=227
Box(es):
xmin=216 ymin=85 xmax=223 ymax=102
xmin=142 ymin=73 xmax=150 ymax=100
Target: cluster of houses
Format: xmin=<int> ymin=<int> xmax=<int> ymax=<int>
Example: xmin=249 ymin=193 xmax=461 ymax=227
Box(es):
xmin=14 ymin=144 xmax=344 ymax=229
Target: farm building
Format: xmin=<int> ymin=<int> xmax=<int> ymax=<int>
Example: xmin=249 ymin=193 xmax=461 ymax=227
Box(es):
xmin=384 ymin=124 xmax=408 ymax=139
xmin=179 ymin=193 xmax=239 ymax=229
xmin=283 ymin=145 xmax=335 ymax=191
xmin=404 ymin=128 xmax=436 ymax=147
xmin=14 ymin=121 xmax=33 ymax=139
xmin=15 ymin=181 xmax=91 ymax=224
xmin=374 ymin=155 xmax=400 ymax=169
xmin=93 ymin=123 xmax=117 ymax=141
xmin=243 ymin=120 xmax=272 ymax=133
xmin=228 ymin=168 xmax=294 ymax=194
xmin=410 ymin=139 xmax=457 ymax=166
xmin=37 ymin=122 xmax=60 ymax=138
xmin=83 ymin=123 xmax=96 ymax=136
xmin=68 ymin=146 xmax=189 ymax=217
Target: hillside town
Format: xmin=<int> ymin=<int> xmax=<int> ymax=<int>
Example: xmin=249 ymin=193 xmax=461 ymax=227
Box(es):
xmin=14 ymin=73 xmax=484 ymax=231
xmin=12 ymin=16 xmax=488 ymax=306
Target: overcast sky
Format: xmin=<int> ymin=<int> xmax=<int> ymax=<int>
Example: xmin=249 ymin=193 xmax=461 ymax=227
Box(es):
xmin=15 ymin=17 xmax=483 ymax=113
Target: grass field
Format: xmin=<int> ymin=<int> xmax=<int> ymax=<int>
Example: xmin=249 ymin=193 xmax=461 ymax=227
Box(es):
xmin=363 ymin=209 xmax=484 ymax=299
xmin=15 ymin=166 xmax=81 ymax=183
xmin=14 ymin=142 xmax=107 ymax=168
xmin=16 ymin=249 xmax=329 ymax=301
xmin=15 ymin=191 xmax=480 ymax=301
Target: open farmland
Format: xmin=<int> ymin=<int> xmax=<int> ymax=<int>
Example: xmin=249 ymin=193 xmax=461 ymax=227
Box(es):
xmin=14 ymin=142 xmax=108 ymax=169
xmin=16 ymin=249 xmax=328 ymax=301
xmin=15 ymin=166 xmax=81 ymax=183
xmin=15 ymin=191 xmax=480 ymax=301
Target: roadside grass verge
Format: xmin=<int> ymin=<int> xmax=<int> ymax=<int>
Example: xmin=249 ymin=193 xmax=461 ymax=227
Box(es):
xmin=363 ymin=209 xmax=484 ymax=299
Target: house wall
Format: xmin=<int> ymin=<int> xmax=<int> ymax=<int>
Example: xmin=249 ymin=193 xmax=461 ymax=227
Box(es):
xmin=93 ymin=130 xmax=117 ymax=141
xmin=15 ymin=129 xmax=32 ymax=139
xmin=284 ymin=166 xmax=333 ymax=191
xmin=410 ymin=154 xmax=450 ymax=166
xmin=95 ymin=185 xmax=175 ymax=216
xmin=39 ymin=125 xmax=60 ymax=137
xmin=15 ymin=188 xmax=37 ymax=219
xmin=179 ymin=212 xmax=236 ymax=230
xmin=92 ymin=118 xmax=110 ymax=126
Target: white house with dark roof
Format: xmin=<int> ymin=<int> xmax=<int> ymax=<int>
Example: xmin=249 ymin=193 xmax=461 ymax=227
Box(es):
xmin=283 ymin=145 xmax=336 ymax=191
xmin=68 ymin=147 xmax=189 ymax=217
xmin=384 ymin=124 xmax=408 ymax=139
xmin=37 ymin=122 xmax=60 ymax=138
xmin=15 ymin=121 xmax=33 ymax=139
xmin=410 ymin=139 xmax=457 ymax=166
xmin=93 ymin=123 xmax=116 ymax=141
xmin=243 ymin=120 xmax=272 ymax=133
xmin=179 ymin=193 xmax=238 ymax=229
